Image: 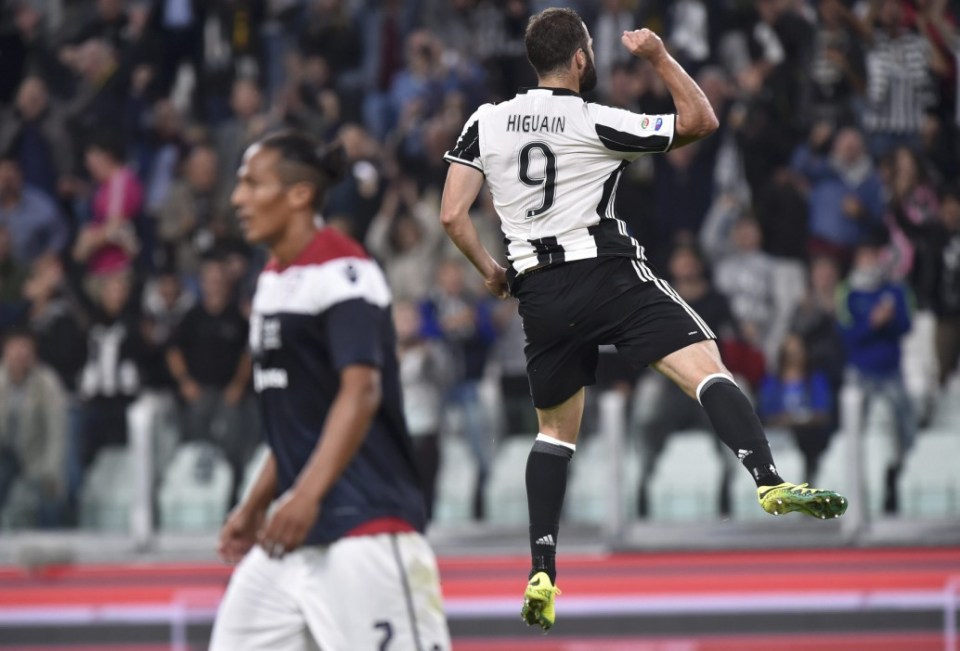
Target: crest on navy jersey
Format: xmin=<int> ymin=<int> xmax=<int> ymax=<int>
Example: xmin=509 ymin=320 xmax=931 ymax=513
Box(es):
xmin=344 ymin=263 xmax=359 ymax=283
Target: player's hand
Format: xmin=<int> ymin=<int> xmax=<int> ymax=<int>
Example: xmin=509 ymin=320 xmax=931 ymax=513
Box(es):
xmin=484 ymin=264 xmax=510 ymax=300
xmin=257 ymin=489 xmax=320 ymax=559
xmin=621 ymin=29 xmax=667 ymax=64
xmin=218 ymin=504 xmax=264 ymax=564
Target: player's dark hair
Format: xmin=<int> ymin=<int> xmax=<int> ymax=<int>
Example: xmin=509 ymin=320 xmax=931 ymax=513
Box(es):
xmin=258 ymin=130 xmax=347 ymax=211
xmin=525 ymin=8 xmax=589 ymax=78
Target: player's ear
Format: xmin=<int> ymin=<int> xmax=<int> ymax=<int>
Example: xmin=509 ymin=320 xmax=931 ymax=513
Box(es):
xmin=286 ymin=181 xmax=316 ymax=212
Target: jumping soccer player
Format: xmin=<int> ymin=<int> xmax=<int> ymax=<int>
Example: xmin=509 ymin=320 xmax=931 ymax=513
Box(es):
xmin=439 ymin=8 xmax=847 ymax=632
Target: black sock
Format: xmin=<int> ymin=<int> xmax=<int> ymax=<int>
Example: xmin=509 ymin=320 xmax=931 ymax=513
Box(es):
xmin=526 ymin=434 xmax=574 ymax=583
xmin=698 ymin=375 xmax=784 ymax=488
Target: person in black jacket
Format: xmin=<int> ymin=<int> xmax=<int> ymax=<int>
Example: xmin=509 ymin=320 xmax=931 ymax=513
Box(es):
xmin=891 ymin=183 xmax=960 ymax=385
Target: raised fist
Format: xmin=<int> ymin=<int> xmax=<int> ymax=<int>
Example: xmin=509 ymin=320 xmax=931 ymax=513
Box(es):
xmin=621 ymin=29 xmax=667 ymax=62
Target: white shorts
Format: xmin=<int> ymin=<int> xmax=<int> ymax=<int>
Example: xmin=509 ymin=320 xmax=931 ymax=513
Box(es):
xmin=209 ymin=532 xmax=451 ymax=651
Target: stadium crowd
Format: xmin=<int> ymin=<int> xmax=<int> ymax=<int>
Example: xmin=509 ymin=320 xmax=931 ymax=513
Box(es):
xmin=0 ymin=0 xmax=958 ymax=529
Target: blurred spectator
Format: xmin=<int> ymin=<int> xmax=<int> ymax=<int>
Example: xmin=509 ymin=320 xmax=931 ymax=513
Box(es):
xmin=166 ymin=258 xmax=254 ymax=499
xmin=651 ymin=140 xmax=721 ymax=253
xmin=592 ymin=0 xmax=634 ymax=97
xmin=137 ymin=99 xmax=187 ymax=224
xmin=715 ymin=215 xmax=777 ymax=356
xmin=63 ymin=39 xmax=129 ymax=146
xmin=389 ymin=30 xmax=446 ymax=161
xmin=0 ymin=328 xmax=67 ymax=527
xmin=892 ymin=184 xmax=960 ymax=386
xmin=279 ymin=54 xmax=343 ymax=140
xmin=298 ymin=0 xmax=363 ymax=88
xmin=759 ymin=334 xmax=834 ymax=480
xmin=0 ymin=76 xmax=76 ymax=199
xmin=806 ymin=0 xmax=866 ymax=127
xmin=0 ymin=228 xmax=30 ymax=330
xmin=73 ymin=131 xmax=143 ymax=276
xmin=0 ymin=1 xmax=70 ymax=103
xmin=0 ymin=157 xmax=69 ymax=265
xmin=420 ymin=258 xmax=496 ymax=520
xmin=158 ymin=144 xmax=226 ymax=277
xmin=365 ymin=177 xmax=444 ymax=302
xmin=422 ymin=0 xmax=479 ymax=62
xmin=22 ymin=255 xmax=86 ymax=388
xmin=395 ymin=300 xmax=450 ymax=522
xmin=472 ymin=0 xmax=534 ymax=103
xmin=140 ymin=269 xmax=193 ymax=391
xmin=198 ymin=0 xmax=266 ymax=123
xmin=862 ymin=0 xmax=935 ymax=158
xmin=790 ymin=254 xmax=846 ymax=397
xmin=883 ymin=146 xmax=939 ymax=289
xmin=76 ymin=271 xmax=143 ymax=472
xmin=360 ymin=0 xmax=420 ymax=139
xmin=791 ymin=124 xmax=885 ymax=267
xmin=215 ymin=79 xmax=270 ymax=191
xmin=325 ymin=123 xmax=386 ymax=241
xmin=665 ymin=0 xmax=711 ymax=74
xmin=753 ymin=167 xmax=810 ymax=262
xmin=838 ymin=228 xmax=914 ymax=513
xmin=148 ymin=0 xmax=203 ymax=102
xmin=65 ymin=0 xmax=130 ymax=51
xmin=742 ymin=0 xmax=814 ymax=142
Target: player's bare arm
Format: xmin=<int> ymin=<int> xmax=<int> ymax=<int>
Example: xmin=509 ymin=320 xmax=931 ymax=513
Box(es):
xmin=621 ymin=29 xmax=718 ymax=149
xmin=440 ymin=163 xmax=509 ymax=299
xmin=257 ymin=364 xmax=382 ymax=558
xmin=218 ymin=452 xmax=276 ymax=564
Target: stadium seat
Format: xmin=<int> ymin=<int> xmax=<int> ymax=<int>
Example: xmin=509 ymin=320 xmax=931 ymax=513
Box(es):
xmin=645 ymin=430 xmax=725 ymax=521
xmin=158 ymin=442 xmax=233 ymax=532
xmin=432 ymin=434 xmax=476 ymax=525
xmin=815 ymin=401 xmax=900 ymax=517
xmin=79 ymin=446 xmax=133 ymax=531
xmin=898 ymin=429 xmax=960 ymax=517
xmin=486 ymin=437 xmax=534 ymax=525
xmin=566 ymin=431 xmax=641 ymax=524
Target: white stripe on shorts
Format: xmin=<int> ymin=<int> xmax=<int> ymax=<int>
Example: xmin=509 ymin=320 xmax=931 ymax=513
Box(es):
xmin=631 ymin=261 xmax=716 ymax=339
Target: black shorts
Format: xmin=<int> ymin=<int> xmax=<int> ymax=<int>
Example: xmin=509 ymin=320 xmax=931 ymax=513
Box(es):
xmin=514 ymin=256 xmax=715 ymax=409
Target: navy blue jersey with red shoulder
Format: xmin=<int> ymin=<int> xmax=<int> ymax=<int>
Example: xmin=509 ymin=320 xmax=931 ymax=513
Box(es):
xmin=249 ymin=227 xmax=425 ymax=544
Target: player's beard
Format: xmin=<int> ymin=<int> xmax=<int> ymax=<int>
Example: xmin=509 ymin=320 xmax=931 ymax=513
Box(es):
xmin=580 ymin=52 xmax=597 ymax=93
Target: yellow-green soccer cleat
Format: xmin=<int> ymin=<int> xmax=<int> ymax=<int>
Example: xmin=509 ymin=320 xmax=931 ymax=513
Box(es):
xmin=521 ymin=571 xmax=561 ymax=631
xmin=758 ymin=482 xmax=848 ymax=519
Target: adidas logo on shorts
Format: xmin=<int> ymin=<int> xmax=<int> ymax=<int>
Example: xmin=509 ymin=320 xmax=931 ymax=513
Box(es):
xmin=535 ymin=534 xmax=555 ymax=547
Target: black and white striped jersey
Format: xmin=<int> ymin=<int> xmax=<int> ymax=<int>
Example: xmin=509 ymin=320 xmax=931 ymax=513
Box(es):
xmin=864 ymin=32 xmax=932 ymax=135
xmin=444 ymin=87 xmax=675 ymax=282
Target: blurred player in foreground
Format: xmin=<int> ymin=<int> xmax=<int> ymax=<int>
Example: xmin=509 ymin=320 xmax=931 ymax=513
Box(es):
xmin=210 ymin=131 xmax=450 ymax=651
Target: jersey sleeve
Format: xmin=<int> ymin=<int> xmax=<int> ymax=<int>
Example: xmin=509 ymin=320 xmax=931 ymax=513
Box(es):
xmin=588 ymin=105 xmax=676 ymax=159
xmin=443 ymin=107 xmax=485 ymax=173
xmin=325 ymin=299 xmax=386 ymax=370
